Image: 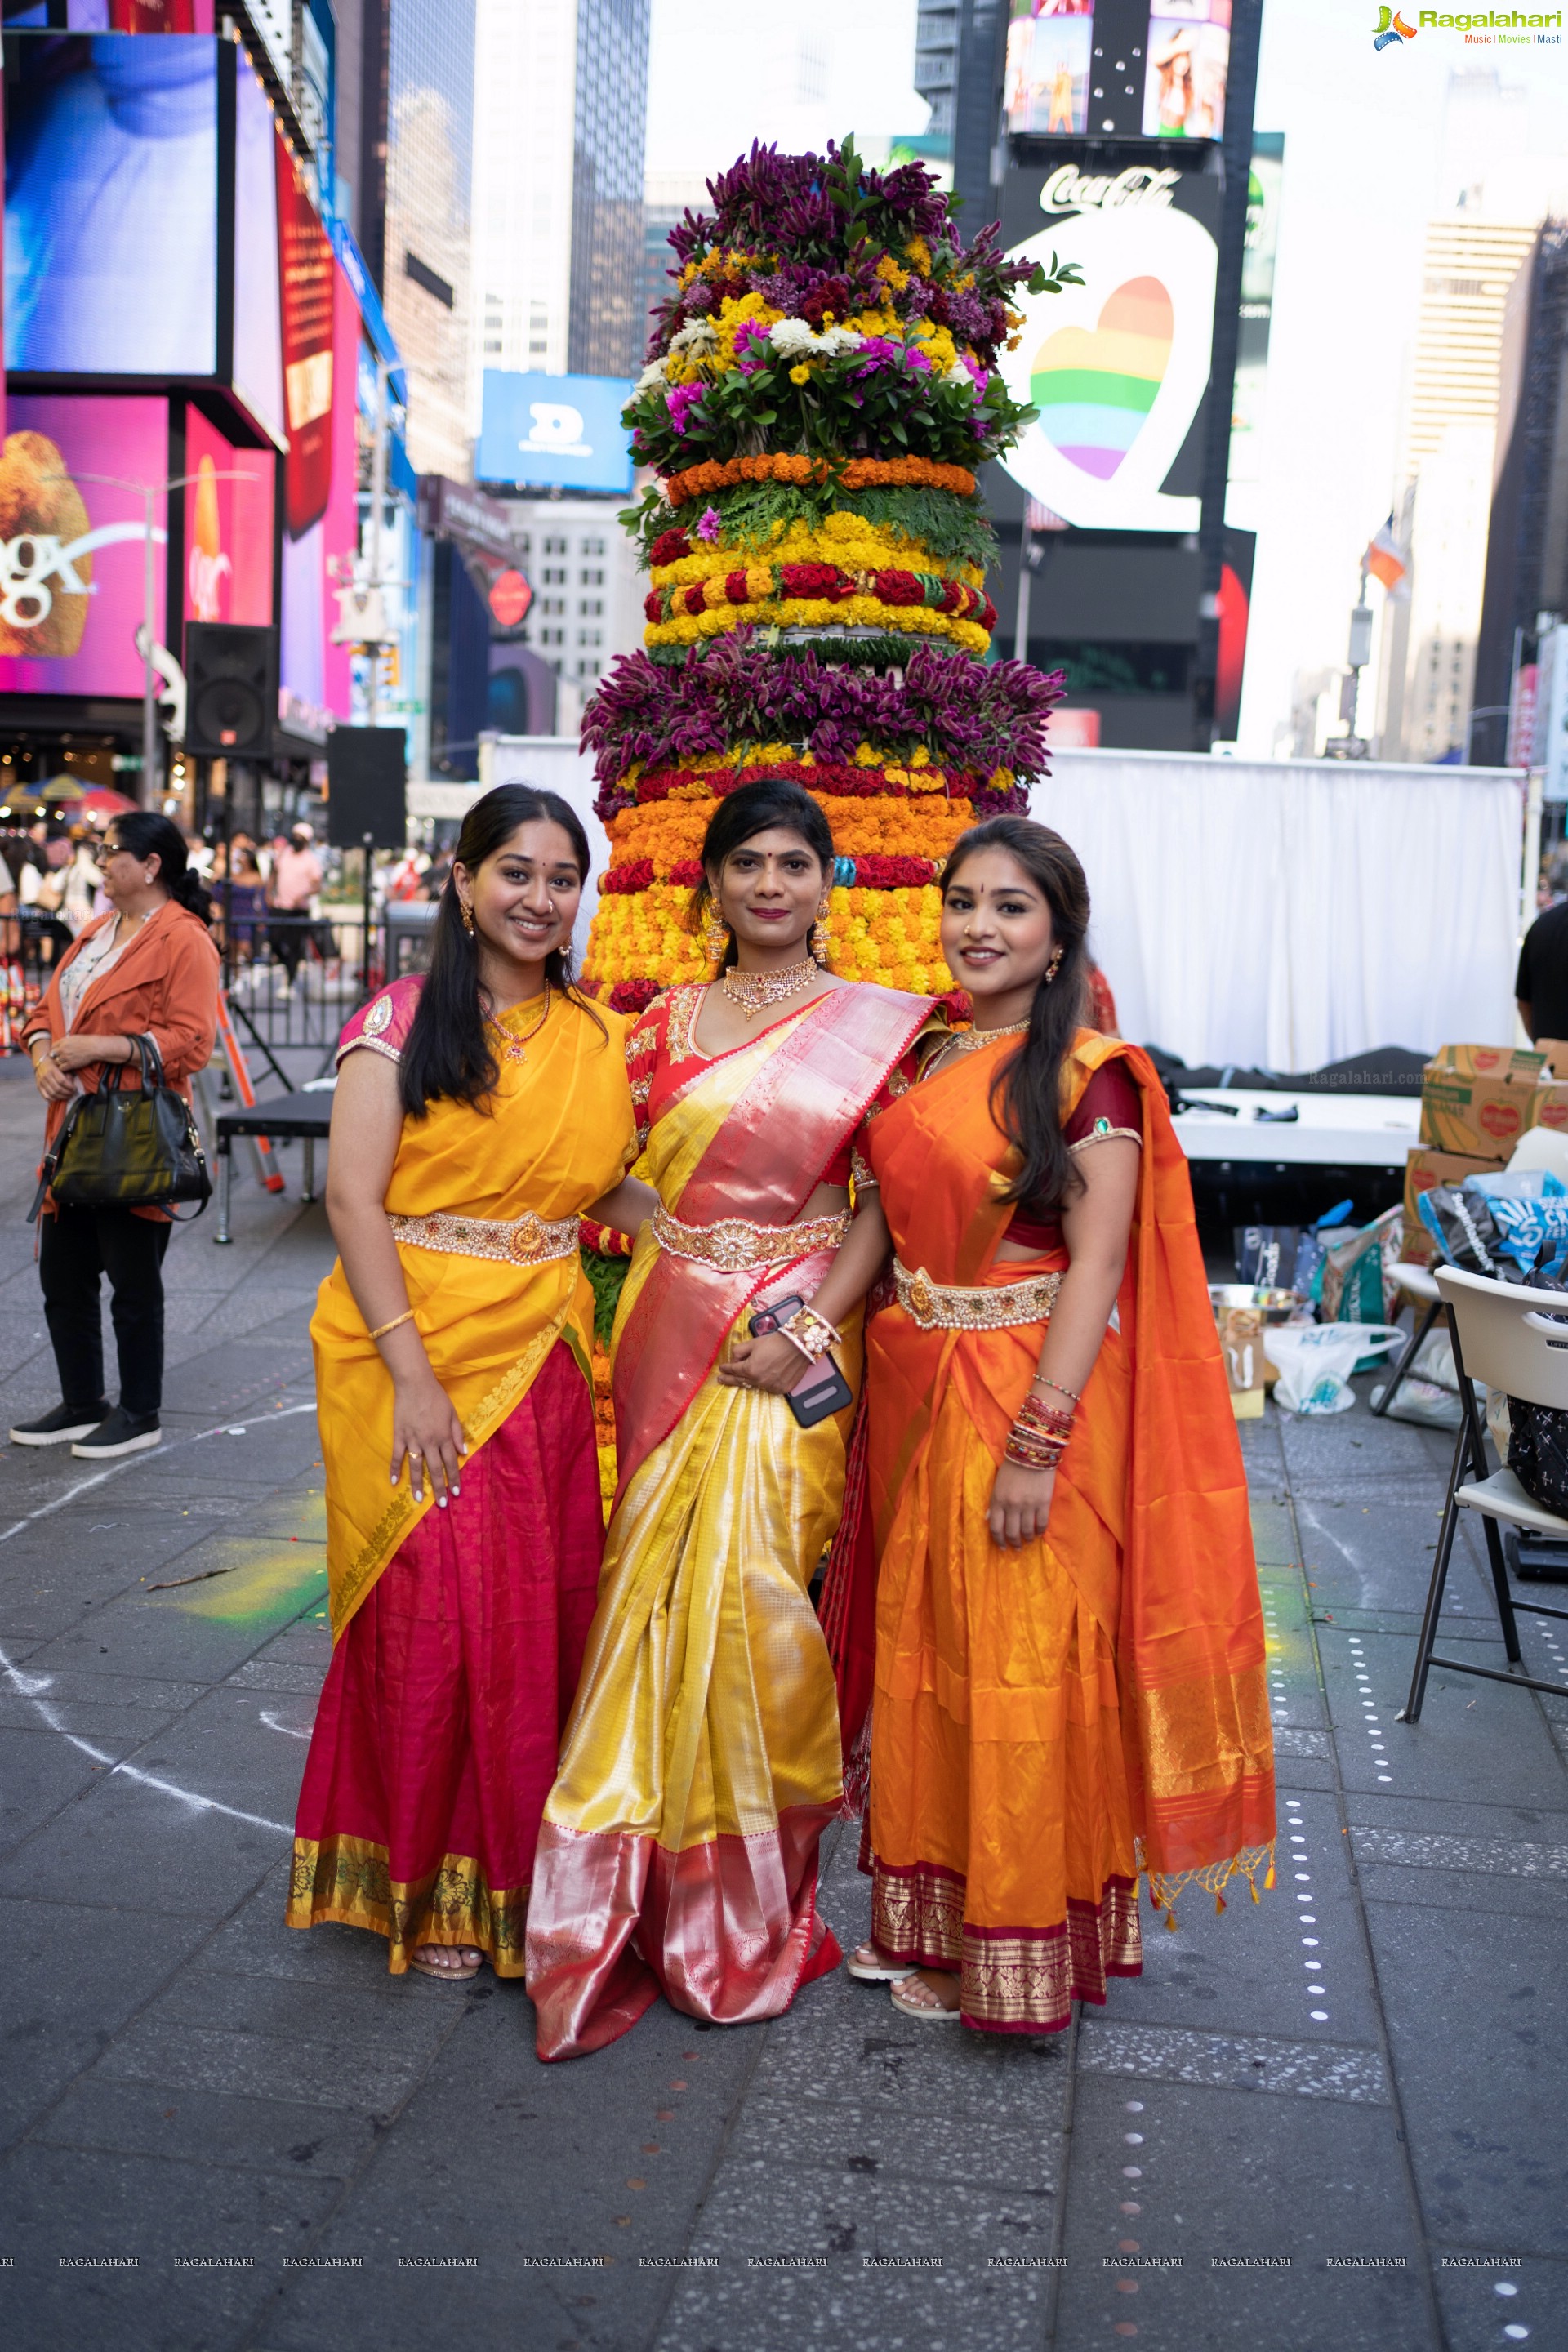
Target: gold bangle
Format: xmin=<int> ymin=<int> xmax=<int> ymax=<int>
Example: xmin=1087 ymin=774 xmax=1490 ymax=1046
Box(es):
xmin=368 ymin=1307 xmax=416 ymax=1342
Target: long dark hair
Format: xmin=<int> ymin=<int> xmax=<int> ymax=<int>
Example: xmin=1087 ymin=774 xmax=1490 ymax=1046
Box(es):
xmin=399 ymin=784 xmax=599 ymax=1116
xmin=691 ymin=778 xmax=835 ymax=971
xmin=939 ymin=817 xmax=1091 ymax=1209
xmin=112 ymin=810 xmax=212 ymax=924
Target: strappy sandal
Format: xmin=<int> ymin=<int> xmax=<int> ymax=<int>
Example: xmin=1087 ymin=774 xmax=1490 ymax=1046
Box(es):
xmin=890 ymin=1972 xmax=962 ymax=2022
xmin=408 ymin=1945 xmax=482 ymax=1982
xmin=846 ymin=1941 xmax=917 ymax=1983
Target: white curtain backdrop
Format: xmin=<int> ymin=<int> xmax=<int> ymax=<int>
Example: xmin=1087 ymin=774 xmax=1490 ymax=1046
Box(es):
xmin=1030 ymin=752 xmax=1525 ymax=1071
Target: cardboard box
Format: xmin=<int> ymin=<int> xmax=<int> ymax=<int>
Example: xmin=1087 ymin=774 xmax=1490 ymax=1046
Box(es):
xmin=1426 ymin=1043 xmax=1546 ymax=1082
xmin=1401 ymin=1217 xmax=1437 ymax=1268
xmin=1528 ymin=1080 xmax=1568 ymax=1134
xmin=1419 ymin=1067 xmax=1536 ymax=1160
xmin=1210 ymin=1285 xmax=1267 ymax=1419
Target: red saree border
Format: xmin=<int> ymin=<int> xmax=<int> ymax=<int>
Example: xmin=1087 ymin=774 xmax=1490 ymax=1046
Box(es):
xmin=868 ymin=1855 xmax=1142 ymax=2034
xmin=528 ymin=1803 xmax=842 ymax=2060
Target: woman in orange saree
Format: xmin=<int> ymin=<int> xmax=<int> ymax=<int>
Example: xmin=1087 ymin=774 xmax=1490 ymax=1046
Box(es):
xmin=831 ymin=817 xmax=1275 ymax=2032
xmin=526 ymin=780 xmax=935 ymax=2060
xmin=288 ymin=788 xmax=639 ymax=1981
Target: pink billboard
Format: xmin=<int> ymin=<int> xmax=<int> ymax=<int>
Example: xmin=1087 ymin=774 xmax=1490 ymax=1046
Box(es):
xmin=278 ymin=258 xmax=358 ymax=733
xmin=181 ymin=407 xmax=274 ymax=635
xmin=0 ymin=393 xmax=168 ymax=699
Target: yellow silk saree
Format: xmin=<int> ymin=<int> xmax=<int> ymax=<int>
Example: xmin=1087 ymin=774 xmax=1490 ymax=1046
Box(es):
xmin=525 ymin=979 xmax=931 ymax=2059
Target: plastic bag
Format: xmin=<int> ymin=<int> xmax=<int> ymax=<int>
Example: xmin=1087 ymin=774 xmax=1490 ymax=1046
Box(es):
xmin=1416 ymin=1184 xmax=1508 ymax=1277
xmin=1461 ymin=1169 xmax=1568 ymax=1279
xmin=1262 ymin=1322 xmax=1404 ymax=1414
xmin=1319 ymin=1206 xmax=1404 ymax=1325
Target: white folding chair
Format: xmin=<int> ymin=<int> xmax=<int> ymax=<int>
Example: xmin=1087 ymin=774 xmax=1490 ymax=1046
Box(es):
xmin=1400 ymin=1263 xmax=1568 ymax=1722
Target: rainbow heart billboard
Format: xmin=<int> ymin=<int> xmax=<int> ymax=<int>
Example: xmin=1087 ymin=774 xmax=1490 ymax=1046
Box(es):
xmin=998 ymin=196 xmax=1218 ymax=531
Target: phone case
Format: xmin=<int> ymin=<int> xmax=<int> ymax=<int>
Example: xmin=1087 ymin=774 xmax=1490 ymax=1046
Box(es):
xmin=748 ymin=1294 xmax=853 ymax=1427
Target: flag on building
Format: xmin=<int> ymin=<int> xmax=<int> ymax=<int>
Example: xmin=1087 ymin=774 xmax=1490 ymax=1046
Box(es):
xmin=1365 ymin=514 xmax=1410 ymax=599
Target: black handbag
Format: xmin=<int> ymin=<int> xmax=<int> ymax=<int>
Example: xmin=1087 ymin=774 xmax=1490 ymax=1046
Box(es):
xmin=33 ymin=1032 xmax=211 ymax=1221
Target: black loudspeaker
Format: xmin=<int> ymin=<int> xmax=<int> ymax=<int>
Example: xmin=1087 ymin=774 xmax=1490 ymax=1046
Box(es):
xmin=185 ymin=623 xmax=278 ymax=760
xmin=327 ymin=727 xmax=407 ymax=849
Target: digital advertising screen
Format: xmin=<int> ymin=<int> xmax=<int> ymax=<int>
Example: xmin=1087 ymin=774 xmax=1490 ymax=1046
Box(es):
xmin=997 ymin=163 xmax=1220 ymax=531
xmin=1143 ymin=1 xmax=1229 ymax=141
xmin=0 ymin=391 xmax=168 ymax=697
xmin=231 ymin=47 xmax=286 ymax=447
xmin=2 ymin=33 xmax=217 ymax=376
xmin=477 ymin=372 xmax=635 ymax=495
xmin=1006 ymin=2 xmax=1097 ymax=140
xmin=181 ymin=405 xmax=274 ymax=635
xmin=278 ymin=258 xmax=359 ymax=734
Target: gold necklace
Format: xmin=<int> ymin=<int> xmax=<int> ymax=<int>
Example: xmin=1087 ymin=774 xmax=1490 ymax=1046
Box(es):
xmin=928 ymin=1017 xmax=1030 ymax=1075
xmin=484 ymin=982 xmax=550 ymax=1064
xmin=720 ymin=959 xmax=820 ymax=1019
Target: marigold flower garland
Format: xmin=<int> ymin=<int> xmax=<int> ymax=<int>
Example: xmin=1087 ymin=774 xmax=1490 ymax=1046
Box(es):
xmin=578 ymin=139 xmax=1071 ymax=1029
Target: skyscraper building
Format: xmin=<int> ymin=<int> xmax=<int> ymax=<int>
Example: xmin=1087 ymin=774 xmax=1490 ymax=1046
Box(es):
xmin=1473 ymin=221 xmax=1568 ymax=764
xmin=1379 ymin=209 xmax=1541 ymax=760
xmin=470 ymin=0 xmax=650 ymax=401
xmin=383 ymin=0 xmax=477 ymax=480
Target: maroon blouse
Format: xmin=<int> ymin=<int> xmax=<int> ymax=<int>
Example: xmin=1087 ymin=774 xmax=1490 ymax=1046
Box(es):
xmin=1005 ymin=1061 xmax=1143 ymax=1253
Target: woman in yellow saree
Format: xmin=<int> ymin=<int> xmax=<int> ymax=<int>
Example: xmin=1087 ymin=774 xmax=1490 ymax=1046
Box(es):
xmin=526 ymin=780 xmax=935 ymax=2060
xmin=288 ymin=788 xmax=639 ymax=1980
xmin=827 ymin=817 xmax=1275 ymax=2032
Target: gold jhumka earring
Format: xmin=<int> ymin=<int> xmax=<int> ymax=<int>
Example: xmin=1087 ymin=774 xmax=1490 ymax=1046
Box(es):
xmin=809 ymin=900 xmax=831 ymax=967
xmin=703 ymin=899 xmax=730 ymax=970
xmin=460 ymin=899 xmax=476 ymax=934
xmin=1045 ymin=947 xmax=1063 ymax=983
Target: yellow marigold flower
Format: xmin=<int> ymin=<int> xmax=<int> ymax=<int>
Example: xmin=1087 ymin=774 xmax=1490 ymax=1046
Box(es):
xmin=875 ymin=254 xmax=911 ymax=292
xmin=789 ymin=364 xmax=811 ymax=385
xmin=904 ymin=235 xmax=933 ymax=274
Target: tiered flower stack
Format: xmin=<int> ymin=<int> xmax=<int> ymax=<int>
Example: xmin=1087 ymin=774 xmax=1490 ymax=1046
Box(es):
xmin=579 ymin=139 xmax=1070 ymax=1010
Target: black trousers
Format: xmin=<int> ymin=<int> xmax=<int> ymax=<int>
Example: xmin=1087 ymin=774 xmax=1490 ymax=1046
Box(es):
xmin=38 ymin=1205 xmax=172 ymax=1419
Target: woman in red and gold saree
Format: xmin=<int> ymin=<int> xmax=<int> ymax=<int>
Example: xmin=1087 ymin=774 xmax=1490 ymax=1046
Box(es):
xmin=830 ymin=818 xmax=1275 ymax=2034
xmin=526 ymin=781 xmax=934 ymax=2060
xmin=288 ymin=789 xmax=638 ymax=1982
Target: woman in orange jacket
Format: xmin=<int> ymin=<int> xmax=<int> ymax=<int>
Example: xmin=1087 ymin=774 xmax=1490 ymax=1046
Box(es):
xmin=16 ymin=812 xmax=219 ymax=1459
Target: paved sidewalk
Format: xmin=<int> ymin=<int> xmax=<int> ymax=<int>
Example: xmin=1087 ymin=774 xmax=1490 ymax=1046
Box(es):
xmin=0 ymin=1051 xmax=1563 ymax=2351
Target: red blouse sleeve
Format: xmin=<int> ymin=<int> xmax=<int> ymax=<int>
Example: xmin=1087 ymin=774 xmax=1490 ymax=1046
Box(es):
xmin=1063 ymin=1059 xmax=1142 ymax=1148
xmin=843 ymin=1043 xmax=921 ymax=1193
xmin=625 ymin=995 xmax=668 ymax=1150
xmin=335 ymin=973 xmax=424 ymax=1065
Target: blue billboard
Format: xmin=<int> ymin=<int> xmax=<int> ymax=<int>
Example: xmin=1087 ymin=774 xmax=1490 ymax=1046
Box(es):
xmin=477 ymin=371 xmax=634 ymax=494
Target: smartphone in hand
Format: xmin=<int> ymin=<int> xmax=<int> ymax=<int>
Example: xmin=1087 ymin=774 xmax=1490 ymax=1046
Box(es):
xmin=748 ymin=1292 xmax=854 ymax=1428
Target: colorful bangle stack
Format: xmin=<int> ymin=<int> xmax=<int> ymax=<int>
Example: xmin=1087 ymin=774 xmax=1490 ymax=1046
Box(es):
xmin=1004 ymin=1389 xmax=1074 ymax=1470
xmin=779 ymin=1303 xmax=844 ymax=1365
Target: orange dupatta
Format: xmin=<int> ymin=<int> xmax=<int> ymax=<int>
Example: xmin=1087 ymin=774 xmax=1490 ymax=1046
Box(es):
xmin=839 ymin=1028 xmax=1275 ymax=1905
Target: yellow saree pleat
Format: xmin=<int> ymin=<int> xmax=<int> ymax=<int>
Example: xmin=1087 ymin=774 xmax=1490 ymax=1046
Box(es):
xmin=526 ymin=985 xmax=929 ymax=2060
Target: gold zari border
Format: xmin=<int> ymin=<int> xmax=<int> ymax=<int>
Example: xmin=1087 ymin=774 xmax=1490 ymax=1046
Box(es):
xmin=287 ymin=1833 xmax=529 ymax=1975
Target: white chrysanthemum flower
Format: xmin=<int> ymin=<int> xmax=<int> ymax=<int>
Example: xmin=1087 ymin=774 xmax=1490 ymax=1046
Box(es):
xmin=668 ymin=320 xmax=719 ymax=354
xmin=815 ymin=327 xmax=862 ymax=356
xmin=635 ymin=359 xmax=668 ymax=391
xmin=768 ymin=318 xmax=818 ymax=357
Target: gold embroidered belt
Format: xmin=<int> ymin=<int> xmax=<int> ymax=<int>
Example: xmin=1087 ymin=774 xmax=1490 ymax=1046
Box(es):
xmin=389 ymin=1209 xmax=580 ymax=1267
xmin=652 ymin=1202 xmax=851 ymax=1273
xmin=893 ymin=1258 xmax=1062 ymax=1331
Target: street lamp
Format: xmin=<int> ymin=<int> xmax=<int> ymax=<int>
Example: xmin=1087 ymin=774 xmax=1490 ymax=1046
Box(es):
xmin=46 ymin=467 xmax=265 ymax=807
